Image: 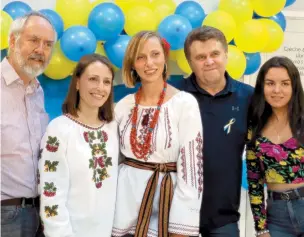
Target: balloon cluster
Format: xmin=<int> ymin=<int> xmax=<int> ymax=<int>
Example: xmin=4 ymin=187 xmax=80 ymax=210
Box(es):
xmin=207 ymin=0 xmax=293 ymax=78
xmin=1 ymin=0 xmax=297 ymax=80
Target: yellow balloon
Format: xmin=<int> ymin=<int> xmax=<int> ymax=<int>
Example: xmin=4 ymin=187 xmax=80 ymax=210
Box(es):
xmin=203 ymin=10 xmax=236 ymax=43
xmin=234 ymin=19 xmax=269 ymax=53
xmin=1 ymin=11 xmax=13 ymax=50
xmin=115 ymin=0 xmax=151 ymax=13
xmin=95 ymin=41 xmax=106 ymax=56
xmin=91 ymin=0 xmax=108 ymax=10
xmin=56 ymin=0 xmax=91 ymax=29
xmin=176 ymin=49 xmax=192 ymax=75
xmin=153 ymin=2 xmax=176 ymax=25
xmin=44 ymin=42 xmax=76 ymax=80
xmin=169 ymin=49 xmax=180 ymax=62
xmin=113 ymin=65 xmax=120 ymax=72
xmin=226 ymin=45 xmax=246 ymax=79
xmin=124 ymin=6 xmax=158 ymax=36
xmin=151 ymin=0 xmax=175 ymax=5
xmin=259 ymin=19 xmax=284 ymax=53
xmin=218 ymin=0 xmax=253 ymax=26
xmin=251 ymin=0 xmax=286 ymax=17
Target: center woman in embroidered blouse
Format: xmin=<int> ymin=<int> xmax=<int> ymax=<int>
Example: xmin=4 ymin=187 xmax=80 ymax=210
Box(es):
xmin=112 ymin=31 xmax=203 ymax=237
xmin=38 ymin=54 xmax=119 ymax=237
xmin=246 ymin=56 xmax=304 ymax=237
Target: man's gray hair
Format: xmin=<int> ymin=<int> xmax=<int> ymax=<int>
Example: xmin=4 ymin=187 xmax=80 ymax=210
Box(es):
xmin=8 ymin=11 xmax=57 ymax=55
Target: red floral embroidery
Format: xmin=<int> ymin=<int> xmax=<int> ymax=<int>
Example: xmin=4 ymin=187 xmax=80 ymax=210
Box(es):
xmin=84 ymin=130 xmax=112 ymax=189
xmin=83 ymin=132 xmax=89 ymax=142
xmin=46 ymin=136 xmax=59 ymax=152
xmin=101 ymin=131 xmax=108 ymax=142
xmin=43 ymin=182 xmax=57 ymax=197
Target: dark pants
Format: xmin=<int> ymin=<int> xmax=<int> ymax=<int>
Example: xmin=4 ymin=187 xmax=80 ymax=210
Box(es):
xmin=200 ymin=222 xmax=239 ymax=237
xmin=267 ymin=197 xmax=304 ymax=237
xmin=1 ymin=205 xmax=44 ymax=237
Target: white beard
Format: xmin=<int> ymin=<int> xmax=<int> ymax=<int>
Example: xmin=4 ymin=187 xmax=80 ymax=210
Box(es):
xmin=14 ymin=46 xmax=48 ymax=78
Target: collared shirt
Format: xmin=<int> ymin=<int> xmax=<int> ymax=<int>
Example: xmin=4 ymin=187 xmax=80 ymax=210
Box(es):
xmin=174 ymin=73 xmax=254 ymax=231
xmin=1 ymin=57 xmax=49 ymax=200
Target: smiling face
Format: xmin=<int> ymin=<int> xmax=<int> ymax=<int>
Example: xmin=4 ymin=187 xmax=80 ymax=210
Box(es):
xmin=10 ymin=16 xmax=56 ymax=78
xmin=264 ymin=67 xmax=292 ymax=111
xmin=76 ymin=61 xmax=113 ymax=111
xmin=133 ymin=36 xmax=166 ymax=84
xmin=188 ymin=38 xmax=228 ymax=87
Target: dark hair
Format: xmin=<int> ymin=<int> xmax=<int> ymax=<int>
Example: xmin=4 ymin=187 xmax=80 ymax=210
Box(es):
xmin=184 ymin=26 xmax=228 ymax=61
xmin=248 ymin=56 xmax=304 ymax=145
xmin=62 ymin=54 xmax=115 ymax=122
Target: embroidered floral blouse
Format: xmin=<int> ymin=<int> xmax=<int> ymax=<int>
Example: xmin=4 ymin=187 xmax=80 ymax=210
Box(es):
xmin=246 ymin=132 xmax=304 ymax=232
xmin=38 ymin=115 xmax=119 ymax=237
xmin=112 ymin=91 xmax=203 ymax=237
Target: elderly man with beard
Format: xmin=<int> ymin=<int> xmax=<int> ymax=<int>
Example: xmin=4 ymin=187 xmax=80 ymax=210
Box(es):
xmin=1 ymin=11 xmax=56 ymax=237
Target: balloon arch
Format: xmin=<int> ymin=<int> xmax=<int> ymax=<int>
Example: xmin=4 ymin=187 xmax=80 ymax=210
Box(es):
xmin=2 ymin=0 xmax=293 ymax=79
xmin=0 ymin=0 xmax=298 ymax=189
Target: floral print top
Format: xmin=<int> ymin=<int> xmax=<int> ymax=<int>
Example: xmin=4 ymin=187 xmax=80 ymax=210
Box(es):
xmin=246 ymin=133 xmax=304 ymax=231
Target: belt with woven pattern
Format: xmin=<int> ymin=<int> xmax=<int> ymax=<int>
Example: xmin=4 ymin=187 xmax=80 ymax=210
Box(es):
xmin=124 ymin=157 xmax=177 ymax=237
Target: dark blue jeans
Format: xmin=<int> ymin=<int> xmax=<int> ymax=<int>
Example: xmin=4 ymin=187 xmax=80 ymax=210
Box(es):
xmin=200 ymin=222 xmax=239 ymax=237
xmin=1 ymin=205 xmax=43 ymax=237
xmin=267 ymin=197 xmax=304 ymax=237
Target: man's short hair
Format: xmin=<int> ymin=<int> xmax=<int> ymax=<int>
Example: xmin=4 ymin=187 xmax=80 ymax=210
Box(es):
xmin=184 ymin=26 xmax=228 ymax=60
xmin=8 ymin=11 xmax=57 ymax=55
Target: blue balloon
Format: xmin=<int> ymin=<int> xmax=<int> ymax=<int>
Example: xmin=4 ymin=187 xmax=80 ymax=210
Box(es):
xmin=175 ymin=1 xmax=206 ymax=29
xmin=229 ymin=39 xmax=236 ymax=46
xmin=254 ymin=11 xmax=286 ymax=31
xmin=60 ymin=26 xmax=97 ymax=62
xmin=39 ymin=9 xmax=64 ymax=39
xmin=253 ymin=12 xmax=261 ymax=19
xmin=285 ymin=0 xmax=296 ymax=7
xmin=88 ymin=3 xmax=125 ymax=41
xmin=244 ymin=53 xmax=261 ymax=75
xmin=104 ymin=35 xmax=131 ymax=68
xmin=158 ymin=15 xmax=192 ymax=50
xmin=38 ymin=74 xmax=71 ymax=120
xmin=3 ymin=1 xmax=32 ymax=20
xmin=1 ymin=49 xmax=7 ymax=61
xmin=270 ymin=12 xmax=286 ymax=31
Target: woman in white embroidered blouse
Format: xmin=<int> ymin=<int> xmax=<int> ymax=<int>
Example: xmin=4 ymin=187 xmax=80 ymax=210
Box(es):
xmin=112 ymin=31 xmax=203 ymax=237
xmin=38 ymin=54 xmax=119 ymax=237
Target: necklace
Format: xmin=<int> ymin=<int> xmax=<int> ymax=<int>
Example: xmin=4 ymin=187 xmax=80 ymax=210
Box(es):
xmin=130 ymin=82 xmax=167 ymax=160
xmin=273 ymin=118 xmax=289 ymax=143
